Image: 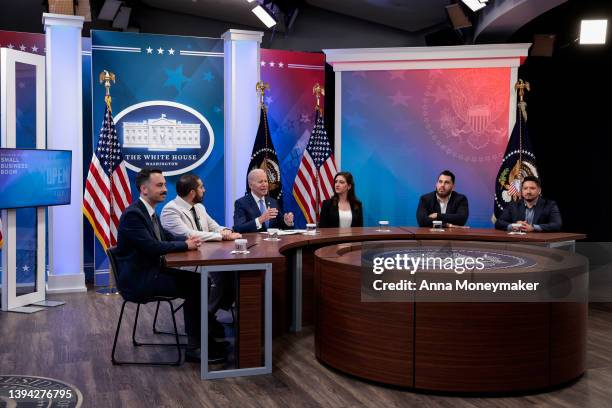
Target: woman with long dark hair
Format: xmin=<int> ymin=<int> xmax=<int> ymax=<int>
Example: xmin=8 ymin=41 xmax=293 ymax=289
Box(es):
xmin=319 ymin=171 xmax=363 ymax=228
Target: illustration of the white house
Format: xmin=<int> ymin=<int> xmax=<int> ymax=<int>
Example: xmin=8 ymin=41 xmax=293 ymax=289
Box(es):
xmin=122 ymin=114 xmax=201 ymax=151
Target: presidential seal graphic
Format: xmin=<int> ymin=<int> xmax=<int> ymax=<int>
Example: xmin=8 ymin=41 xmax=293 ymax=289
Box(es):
xmin=423 ymin=69 xmax=508 ymax=162
xmin=114 ymin=101 xmax=215 ymax=176
xmin=495 ymin=150 xmax=539 ymax=211
xmin=0 ymin=375 xmax=83 ymax=407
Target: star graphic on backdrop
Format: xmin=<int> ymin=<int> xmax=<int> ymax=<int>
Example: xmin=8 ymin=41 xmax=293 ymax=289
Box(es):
xmin=347 ymin=86 xmax=368 ymax=103
xmin=261 ymin=60 xmax=266 ymax=66
xmin=299 ymin=113 xmax=311 ymax=124
xmin=202 ymin=71 xmax=214 ymax=82
xmin=389 ymin=71 xmax=406 ymax=80
xmin=19 ymin=44 xmax=26 ymax=51
xmin=283 ymin=119 xmax=297 ymax=133
xmin=163 ymin=65 xmax=191 ymax=92
xmin=31 ymin=45 xmax=38 ymax=52
xmin=427 ymin=86 xmax=449 ymax=104
xmin=214 ymin=106 xmax=222 ymax=114
xmin=269 ymin=61 xmax=275 ymax=67
xmin=265 ymin=96 xmax=274 ymax=105
xmin=278 ymin=62 xmax=284 ymax=68
xmin=22 ymin=265 xmax=29 ymax=272
xmin=168 ymin=48 xmax=175 ymax=55
xmin=389 ymin=91 xmax=411 ymax=107
xmin=345 ymin=112 xmax=367 ymax=128
xmin=7 ymin=43 xmax=14 ymax=49
xmin=157 ymin=47 xmax=164 ymax=55
xmin=146 ymin=46 xmax=153 ymax=54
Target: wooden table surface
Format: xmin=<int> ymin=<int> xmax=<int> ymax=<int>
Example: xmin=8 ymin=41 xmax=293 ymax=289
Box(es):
xmin=165 ymin=227 xmax=585 ymax=266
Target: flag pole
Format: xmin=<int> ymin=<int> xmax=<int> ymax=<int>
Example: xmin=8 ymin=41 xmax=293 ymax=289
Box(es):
xmin=256 ymin=80 xmax=271 ymax=180
xmin=313 ymin=83 xmax=324 ymax=223
xmin=97 ymin=70 xmax=119 ymax=296
xmin=514 ymin=79 xmax=530 ymax=182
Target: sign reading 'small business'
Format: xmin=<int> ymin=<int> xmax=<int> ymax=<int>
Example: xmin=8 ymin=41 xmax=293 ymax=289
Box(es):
xmin=115 ymin=101 xmax=215 ymax=176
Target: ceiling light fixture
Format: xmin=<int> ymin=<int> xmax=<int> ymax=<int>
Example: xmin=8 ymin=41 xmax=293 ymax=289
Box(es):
xmin=461 ymin=0 xmax=486 ymax=12
xmin=579 ymin=19 xmax=607 ymax=45
xmin=252 ymin=5 xmax=277 ymax=28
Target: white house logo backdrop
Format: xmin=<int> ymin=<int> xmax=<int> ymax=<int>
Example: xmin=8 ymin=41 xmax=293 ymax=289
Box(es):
xmin=114 ymin=101 xmax=214 ymax=176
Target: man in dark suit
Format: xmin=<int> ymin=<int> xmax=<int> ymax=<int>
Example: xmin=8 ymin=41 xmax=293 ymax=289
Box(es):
xmin=416 ymin=170 xmax=469 ymax=227
xmin=115 ymin=168 xmax=225 ymax=363
xmin=233 ymin=168 xmax=294 ymax=233
xmin=495 ymin=176 xmax=562 ymax=232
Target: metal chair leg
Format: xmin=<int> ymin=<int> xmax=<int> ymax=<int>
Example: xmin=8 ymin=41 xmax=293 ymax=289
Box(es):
xmin=133 ymin=302 xmax=187 ymax=347
xmin=111 ymin=301 xmax=127 ymax=365
xmin=111 ymin=301 xmax=184 ymax=366
xmin=153 ymin=300 xmax=187 ymax=337
xmin=132 ymin=303 xmax=141 ymax=346
xmin=152 ymin=301 xmax=161 ymax=334
xmin=168 ymin=300 xmax=182 ymax=365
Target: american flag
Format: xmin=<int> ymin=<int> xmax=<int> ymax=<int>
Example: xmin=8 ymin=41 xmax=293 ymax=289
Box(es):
xmin=82 ymin=99 xmax=132 ymax=250
xmin=292 ymin=109 xmax=337 ymax=224
xmin=0 ymin=217 xmax=3 ymax=248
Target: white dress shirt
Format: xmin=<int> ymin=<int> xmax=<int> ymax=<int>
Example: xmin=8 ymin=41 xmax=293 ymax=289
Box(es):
xmin=160 ymin=196 xmax=226 ymax=241
xmin=139 ymin=196 xmax=156 ymax=217
xmin=338 ymin=209 xmax=352 ymax=228
xmin=251 ymin=192 xmax=266 ymax=230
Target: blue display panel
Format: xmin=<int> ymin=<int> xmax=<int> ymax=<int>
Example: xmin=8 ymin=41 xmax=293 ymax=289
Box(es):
xmin=0 ymin=149 xmax=72 ymax=209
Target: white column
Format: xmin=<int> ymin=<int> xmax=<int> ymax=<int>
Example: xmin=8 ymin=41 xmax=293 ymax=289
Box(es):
xmin=222 ymin=29 xmax=263 ymax=227
xmin=43 ymin=13 xmax=86 ymax=293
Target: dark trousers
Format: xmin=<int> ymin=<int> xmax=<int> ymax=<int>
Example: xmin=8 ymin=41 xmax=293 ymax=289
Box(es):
xmin=209 ymin=271 xmax=236 ymax=315
xmin=145 ymin=268 xmax=201 ymax=340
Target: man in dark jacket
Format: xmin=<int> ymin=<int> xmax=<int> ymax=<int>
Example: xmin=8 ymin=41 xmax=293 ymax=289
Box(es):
xmin=416 ymin=170 xmax=469 ymax=227
xmin=233 ymin=168 xmax=294 ymax=233
xmin=495 ymin=176 xmax=562 ymax=232
xmin=115 ymin=168 xmax=225 ymax=363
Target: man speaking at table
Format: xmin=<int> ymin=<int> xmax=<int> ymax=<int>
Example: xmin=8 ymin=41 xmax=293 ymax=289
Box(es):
xmin=233 ymin=168 xmax=294 ymax=233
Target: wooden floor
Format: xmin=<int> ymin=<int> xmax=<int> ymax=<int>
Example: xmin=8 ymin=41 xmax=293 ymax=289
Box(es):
xmin=1 ymin=291 xmax=612 ymax=407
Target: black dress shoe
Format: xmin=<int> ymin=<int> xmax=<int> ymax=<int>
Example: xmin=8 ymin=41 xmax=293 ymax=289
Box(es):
xmin=185 ymin=347 xmax=201 ymax=363
xmin=208 ymin=347 xmax=226 ymax=364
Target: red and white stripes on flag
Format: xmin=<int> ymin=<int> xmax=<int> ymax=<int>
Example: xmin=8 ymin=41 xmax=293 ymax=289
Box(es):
xmin=83 ymin=100 xmax=132 ymax=250
xmin=0 ymin=217 xmax=4 ymax=248
xmin=293 ymin=109 xmax=337 ymax=224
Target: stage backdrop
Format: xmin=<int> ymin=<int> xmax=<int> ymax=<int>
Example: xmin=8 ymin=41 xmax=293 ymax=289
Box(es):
xmin=260 ymin=49 xmax=325 ymax=228
xmin=0 ymin=31 xmax=93 ymax=285
xmin=92 ymin=31 xmax=224 ymax=285
xmin=341 ymin=68 xmax=510 ymax=228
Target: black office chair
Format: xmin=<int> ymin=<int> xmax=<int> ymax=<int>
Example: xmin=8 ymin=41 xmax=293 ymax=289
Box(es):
xmin=107 ymin=247 xmax=184 ymax=366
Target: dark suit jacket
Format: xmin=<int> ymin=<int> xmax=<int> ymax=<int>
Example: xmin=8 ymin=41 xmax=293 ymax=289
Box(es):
xmin=115 ymin=200 xmax=187 ymax=299
xmin=233 ymin=194 xmax=291 ymax=233
xmin=416 ymin=191 xmax=469 ymax=227
xmin=319 ymin=199 xmax=363 ymax=228
xmin=495 ymin=197 xmax=562 ymax=232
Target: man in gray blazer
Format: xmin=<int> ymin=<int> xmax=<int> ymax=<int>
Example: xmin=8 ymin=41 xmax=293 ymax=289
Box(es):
xmin=161 ymin=173 xmax=241 ymax=339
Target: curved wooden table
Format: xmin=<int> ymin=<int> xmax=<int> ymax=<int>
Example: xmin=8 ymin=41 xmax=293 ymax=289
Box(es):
xmin=164 ymin=227 xmax=586 ymax=387
xmin=314 ymin=241 xmax=588 ymax=392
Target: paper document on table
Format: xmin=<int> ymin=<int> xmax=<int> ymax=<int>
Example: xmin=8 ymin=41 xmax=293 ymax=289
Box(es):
xmin=259 ymin=229 xmax=307 ymax=235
